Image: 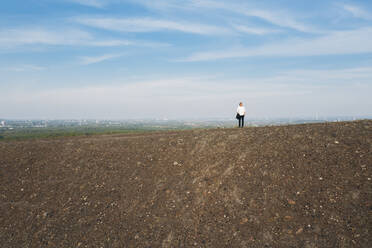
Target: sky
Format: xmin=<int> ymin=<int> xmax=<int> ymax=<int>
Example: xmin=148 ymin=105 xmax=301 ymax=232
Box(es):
xmin=1 ymin=0 xmax=372 ymax=120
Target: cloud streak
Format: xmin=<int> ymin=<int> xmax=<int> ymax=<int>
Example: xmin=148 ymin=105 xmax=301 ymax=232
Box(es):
xmin=233 ymin=25 xmax=280 ymax=35
xmin=241 ymin=9 xmax=314 ymax=33
xmin=183 ymin=27 xmax=372 ymax=61
xmin=342 ymin=4 xmax=372 ymax=20
xmin=75 ymin=17 xmax=231 ymax=35
xmin=0 ymin=28 xmax=92 ymax=47
xmin=79 ymin=54 xmax=123 ymax=65
xmin=67 ymin=0 xmax=106 ymax=8
xmin=1 ymin=65 xmax=46 ymax=72
xmin=130 ymin=0 xmax=316 ymax=33
xmin=0 ymin=27 xmax=169 ymax=49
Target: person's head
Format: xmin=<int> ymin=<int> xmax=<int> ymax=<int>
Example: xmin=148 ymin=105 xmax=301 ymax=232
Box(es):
xmin=239 ymin=102 xmax=243 ymax=106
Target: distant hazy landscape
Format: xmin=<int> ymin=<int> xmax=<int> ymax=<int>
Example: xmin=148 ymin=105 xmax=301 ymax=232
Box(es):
xmin=1 ymin=116 xmax=371 ymax=141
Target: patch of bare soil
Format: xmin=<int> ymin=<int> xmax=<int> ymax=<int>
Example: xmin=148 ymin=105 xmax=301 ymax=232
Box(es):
xmin=1 ymin=120 xmax=371 ymax=247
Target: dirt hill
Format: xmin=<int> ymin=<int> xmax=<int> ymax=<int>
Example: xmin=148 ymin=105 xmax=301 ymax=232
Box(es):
xmin=1 ymin=120 xmax=371 ymax=247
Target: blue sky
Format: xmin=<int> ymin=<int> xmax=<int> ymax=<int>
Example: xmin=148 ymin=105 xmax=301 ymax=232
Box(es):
xmin=1 ymin=0 xmax=372 ymax=119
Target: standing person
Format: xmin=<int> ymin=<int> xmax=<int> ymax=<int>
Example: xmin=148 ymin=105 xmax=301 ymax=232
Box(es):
xmin=236 ymin=102 xmax=246 ymax=128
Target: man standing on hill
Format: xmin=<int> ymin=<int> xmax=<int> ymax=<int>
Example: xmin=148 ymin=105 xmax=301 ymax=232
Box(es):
xmin=236 ymin=102 xmax=246 ymax=128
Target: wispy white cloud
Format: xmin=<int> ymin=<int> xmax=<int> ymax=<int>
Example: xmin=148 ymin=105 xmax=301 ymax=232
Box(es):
xmin=241 ymin=9 xmax=315 ymax=33
xmin=1 ymin=65 xmax=46 ymax=72
xmin=233 ymin=25 xmax=280 ymax=35
xmin=74 ymin=17 xmax=231 ymax=35
xmin=79 ymin=54 xmax=123 ymax=65
xmin=121 ymin=0 xmax=191 ymax=11
xmin=0 ymin=28 xmax=92 ymax=47
xmin=130 ymin=0 xmax=316 ymax=33
xmin=88 ymin=39 xmax=170 ymax=47
xmin=259 ymin=67 xmax=372 ymax=85
xmin=67 ymin=0 xmax=106 ymax=8
xmin=182 ymin=27 xmax=372 ymax=61
xmin=0 ymin=28 xmax=169 ymax=48
xmin=342 ymin=4 xmax=372 ymax=20
xmin=214 ymin=2 xmax=316 ymax=32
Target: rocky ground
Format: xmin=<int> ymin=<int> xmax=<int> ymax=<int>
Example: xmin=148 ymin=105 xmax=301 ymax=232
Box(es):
xmin=0 ymin=120 xmax=371 ymax=247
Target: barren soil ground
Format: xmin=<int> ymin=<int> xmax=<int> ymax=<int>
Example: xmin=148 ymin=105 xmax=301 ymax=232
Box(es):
xmin=1 ymin=120 xmax=371 ymax=247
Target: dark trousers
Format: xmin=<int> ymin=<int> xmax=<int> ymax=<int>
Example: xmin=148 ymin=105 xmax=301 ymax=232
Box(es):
xmin=238 ymin=115 xmax=244 ymax=127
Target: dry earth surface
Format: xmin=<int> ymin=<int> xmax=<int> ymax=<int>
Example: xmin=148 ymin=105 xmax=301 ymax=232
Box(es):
xmin=1 ymin=120 xmax=371 ymax=247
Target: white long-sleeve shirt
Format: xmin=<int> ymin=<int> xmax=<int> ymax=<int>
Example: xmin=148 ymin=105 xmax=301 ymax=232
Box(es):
xmin=237 ymin=106 xmax=245 ymax=116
